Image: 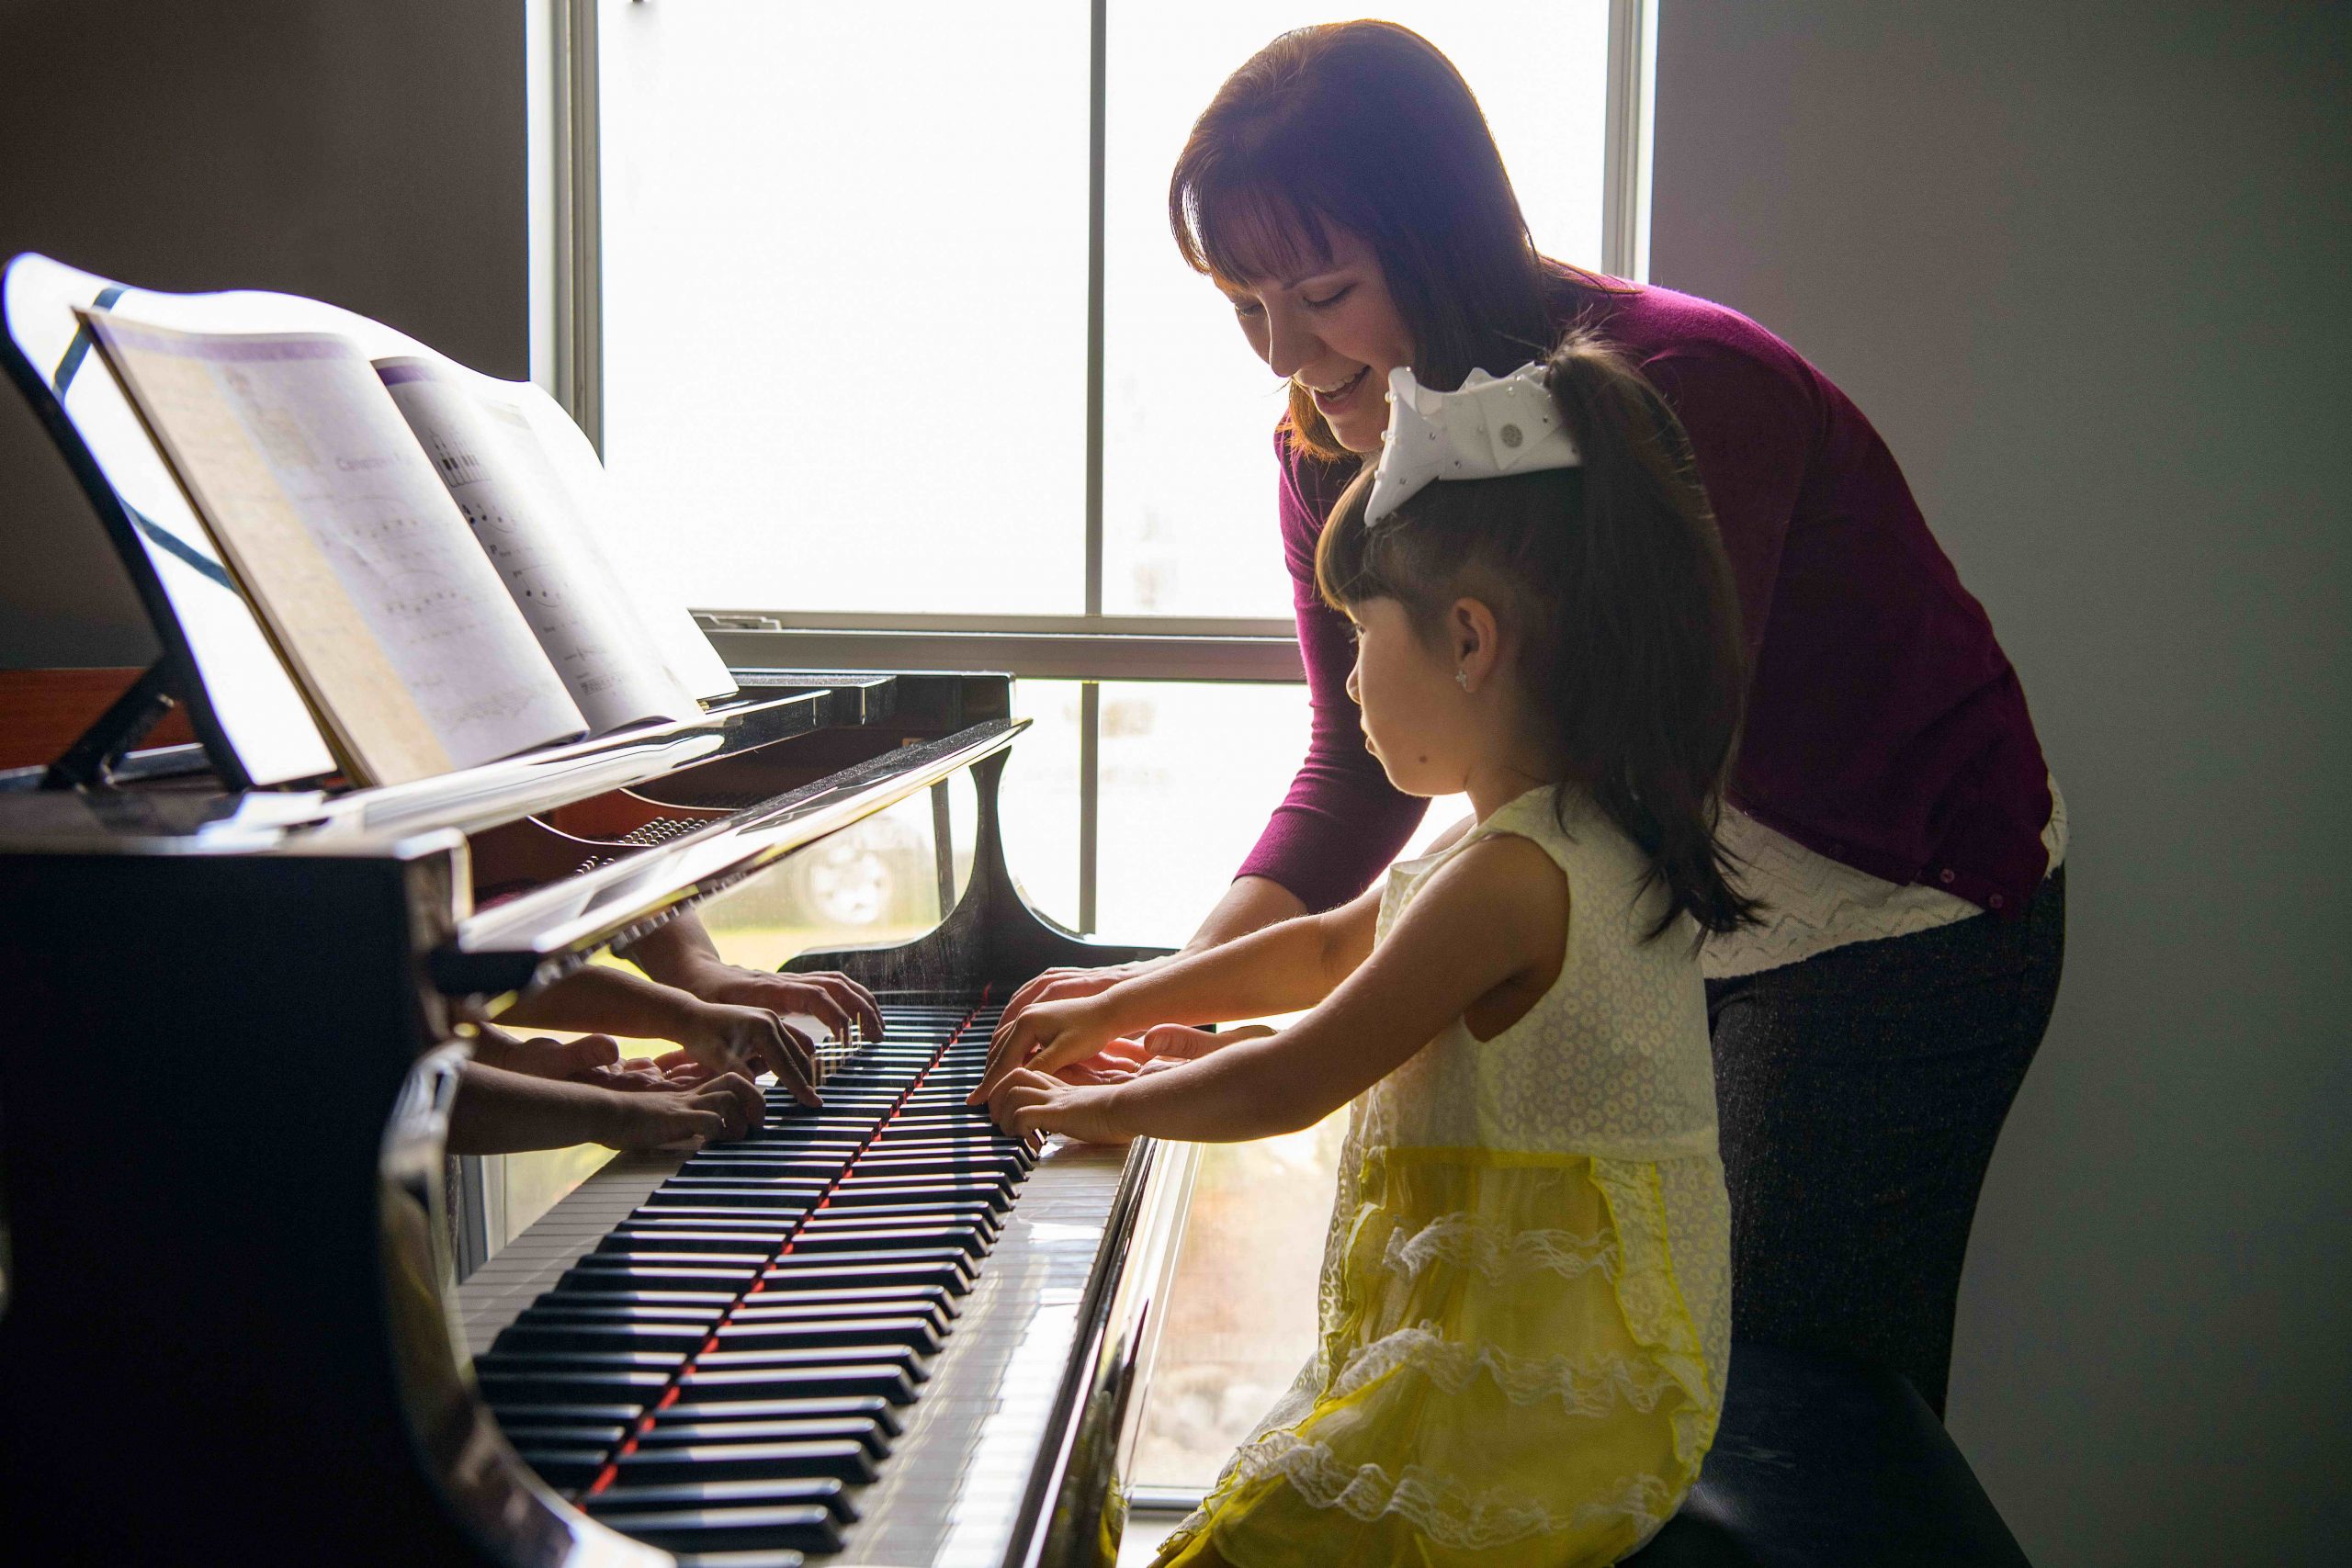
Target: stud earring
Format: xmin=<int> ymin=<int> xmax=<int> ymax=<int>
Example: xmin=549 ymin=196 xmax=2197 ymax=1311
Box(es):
xmin=1455 ymin=669 xmax=1470 ymax=691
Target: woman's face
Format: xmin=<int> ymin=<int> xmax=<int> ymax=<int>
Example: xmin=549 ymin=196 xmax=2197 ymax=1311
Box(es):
xmin=1220 ymin=226 xmax=1415 ymax=454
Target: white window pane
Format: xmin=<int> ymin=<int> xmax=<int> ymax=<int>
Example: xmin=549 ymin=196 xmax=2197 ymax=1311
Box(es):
xmin=1096 ymin=680 xmax=1311 ymax=942
xmin=1102 ymin=4 xmax=1612 ymax=618
xmin=598 ymin=1 xmax=1090 ymax=615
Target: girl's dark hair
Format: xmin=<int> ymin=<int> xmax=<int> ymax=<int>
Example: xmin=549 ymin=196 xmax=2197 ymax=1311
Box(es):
xmin=1317 ymin=333 xmax=1758 ymax=939
xmin=1171 ymin=20 xmax=1611 ymax=462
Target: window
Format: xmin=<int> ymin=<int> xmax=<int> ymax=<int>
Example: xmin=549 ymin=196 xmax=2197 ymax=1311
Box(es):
xmin=535 ymin=0 xmax=1651 ymax=1505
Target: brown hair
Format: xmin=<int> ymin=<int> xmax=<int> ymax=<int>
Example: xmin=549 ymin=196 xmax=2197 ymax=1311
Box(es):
xmin=1317 ymin=333 xmax=1758 ymax=939
xmin=1170 ymin=20 xmax=1616 ymax=462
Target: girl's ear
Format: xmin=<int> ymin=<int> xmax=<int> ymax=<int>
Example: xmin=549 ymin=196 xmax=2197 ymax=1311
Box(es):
xmin=1449 ymin=597 xmax=1502 ymax=694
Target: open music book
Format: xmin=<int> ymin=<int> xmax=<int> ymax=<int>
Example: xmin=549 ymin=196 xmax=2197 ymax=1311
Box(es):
xmin=83 ymin=313 xmax=736 ymax=786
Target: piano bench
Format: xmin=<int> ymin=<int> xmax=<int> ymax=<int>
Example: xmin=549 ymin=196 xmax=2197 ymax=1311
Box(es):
xmin=1624 ymin=1344 xmax=2031 ymax=1568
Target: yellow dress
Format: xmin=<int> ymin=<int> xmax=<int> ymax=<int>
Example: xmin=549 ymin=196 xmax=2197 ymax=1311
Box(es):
xmin=1154 ymin=787 xmax=1732 ymax=1568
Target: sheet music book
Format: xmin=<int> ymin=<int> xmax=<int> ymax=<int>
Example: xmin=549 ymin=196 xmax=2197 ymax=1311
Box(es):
xmin=85 ymin=314 xmax=726 ymax=786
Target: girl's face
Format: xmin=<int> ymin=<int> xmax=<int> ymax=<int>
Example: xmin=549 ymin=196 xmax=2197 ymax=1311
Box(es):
xmin=1219 ymin=226 xmax=1415 ymax=454
xmin=1344 ymin=596 xmax=1472 ymax=797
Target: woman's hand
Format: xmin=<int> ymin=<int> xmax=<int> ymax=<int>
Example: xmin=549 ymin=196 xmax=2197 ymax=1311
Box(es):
xmin=673 ymin=960 xmax=885 ymax=1046
xmin=596 ymin=1071 xmax=765 ymax=1150
xmin=676 ymin=1002 xmax=822 ymax=1107
xmin=471 ymin=1025 xmax=627 ymax=1081
xmin=999 ymin=960 xmax=1161 ymax=1030
xmin=985 ymin=1067 xmax=1129 ymax=1145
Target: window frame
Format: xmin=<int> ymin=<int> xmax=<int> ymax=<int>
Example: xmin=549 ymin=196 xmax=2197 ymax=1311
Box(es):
xmin=535 ymin=0 xmax=1655 ymax=930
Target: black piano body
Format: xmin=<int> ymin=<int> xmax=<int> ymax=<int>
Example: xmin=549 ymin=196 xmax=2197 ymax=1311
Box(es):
xmin=0 ymin=251 xmax=1194 ymax=1561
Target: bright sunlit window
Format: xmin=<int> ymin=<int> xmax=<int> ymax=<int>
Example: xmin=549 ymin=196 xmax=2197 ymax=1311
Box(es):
xmin=593 ymin=1 xmax=1611 ymax=621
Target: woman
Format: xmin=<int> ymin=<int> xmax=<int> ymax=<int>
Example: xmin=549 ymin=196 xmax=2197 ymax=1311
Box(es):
xmin=1012 ymin=20 xmax=2064 ymax=1416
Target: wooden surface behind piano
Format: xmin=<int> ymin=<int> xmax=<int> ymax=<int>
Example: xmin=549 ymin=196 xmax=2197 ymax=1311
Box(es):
xmin=0 ymin=666 xmax=198 ymax=767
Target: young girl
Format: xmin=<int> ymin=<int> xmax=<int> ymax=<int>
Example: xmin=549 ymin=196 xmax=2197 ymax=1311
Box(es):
xmin=973 ymin=334 xmax=1753 ymax=1565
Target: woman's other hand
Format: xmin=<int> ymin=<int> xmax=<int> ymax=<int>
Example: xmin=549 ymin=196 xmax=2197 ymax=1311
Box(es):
xmin=676 ymin=962 xmax=886 ymax=1046
xmin=678 ymin=1002 xmax=822 ymax=1107
xmin=986 ymin=1067 xmax=1127 ymax=1146
xmin=596 ymin=1071 xmax=765 ymax=1151
xmin=999 ymin=960 xmax=1161 ymax=1030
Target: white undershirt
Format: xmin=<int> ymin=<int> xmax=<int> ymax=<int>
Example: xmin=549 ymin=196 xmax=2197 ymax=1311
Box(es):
xmin=1702 ymin=774 xmax=2068 ymax=981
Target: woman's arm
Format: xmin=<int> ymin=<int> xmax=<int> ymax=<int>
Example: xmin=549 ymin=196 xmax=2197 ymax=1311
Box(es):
xmin=988 ymin=833 xmax=1567 ymax=1144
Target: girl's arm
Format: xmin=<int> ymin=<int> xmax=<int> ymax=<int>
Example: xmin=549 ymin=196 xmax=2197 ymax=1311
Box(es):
xmin=988 ymin=832 xmax=1567 ymax=1144
xmin=974 ymin=813 xmax=1481 ymax=1100
xmin=974 ymin=876 xmax=1384 ymax=1102
xmin=498 ymin=964 xmax=822 ymax=1104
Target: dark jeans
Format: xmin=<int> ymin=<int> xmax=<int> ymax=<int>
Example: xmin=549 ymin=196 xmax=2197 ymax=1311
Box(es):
xmin=1705 ymin=867 xmax=2065 ymax=1416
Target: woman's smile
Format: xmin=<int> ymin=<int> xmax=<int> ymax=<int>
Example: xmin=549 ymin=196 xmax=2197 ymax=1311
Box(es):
xmin=1306 ymin=364 xmax=1372 ymax=419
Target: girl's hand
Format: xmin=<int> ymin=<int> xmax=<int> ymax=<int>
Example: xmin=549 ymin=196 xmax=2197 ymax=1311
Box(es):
xmin=678 ymin=1002 xmax=822 ymax=1107
xmin=986 ymin=1067 xmax=1128 ymax=1145
xmin=596 ymin=1071 xmax=765 ymax=1150
xmin=973 ymin=995 xmax=1129 ymax=1103
xmin=1048 ymin=1024 xmax=1271 ymax=1085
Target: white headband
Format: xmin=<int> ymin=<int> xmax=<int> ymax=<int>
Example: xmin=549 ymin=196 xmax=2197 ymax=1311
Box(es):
xmin=1364 ymin=361 xmax=1581 ymax=526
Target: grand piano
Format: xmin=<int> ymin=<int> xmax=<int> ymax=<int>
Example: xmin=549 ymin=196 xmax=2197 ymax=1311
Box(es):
xmin=0 ymin=255 xmax=1199 ymax=1566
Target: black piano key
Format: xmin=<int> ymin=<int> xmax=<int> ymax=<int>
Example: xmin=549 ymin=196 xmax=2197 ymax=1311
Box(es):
xmin=756 ymin=1259 xmax=973 ymax=1298
xmin=514 ymin=1303 xmax=723 ymax=1328
xmin=729 ymin=1283 xmax=957 ymax=1322
xmin=643 ymin=1189 xmax=818 ymax=1211
xmin=596 ymin=1231 xmax=792 ymax=1258
xmin=786 ymin=1224 xmax=987 ymax=1260
xmin=766 ymin=1246 xmax=975 ymax=1285
xmin=480 ymin=1400 xmax=645 ymax=1426
xmin=512 ymin=1447 xmax=607 ymax=1487
xmin=713 ymin=1315 xmax=942 ymax=1354
xmin=585 ymin=1506 xmax=841 ymax=1555
xmin=625 ymin=1207 xmax=829 ymax=1228
xmin=636 ymin=1416 xmax=888 ymax=1457
xmin=476 ymin=1368 xmax=672 ymax=1404
xmin=660 ymin=1395 xmax=900 ymax=1436
xmin=614 ymin=1439 xmax=874 ymax=1486
xmin=842 ymin=1155 xmax=1026 ymax=1182
xmin=492 ymin=1422 xmax=630 ymax=1449
xmin=822 ymin=1179 xmax=1011 ymax=1213
xmin=590 ymin=1476 xmax=854 ymax=1519
xmin=678 ymin=1363 xmax=916 ymax=1405
xmin=494 ymin=1322 xmax=710 ymax=1355
xmin=562 ymin=1258 xmax=764 ymax=1287
xmin=694 ymin=1345 xmax=926 ymax=1383
xmin=683 ymin=1160 xmax=855 ymax=1181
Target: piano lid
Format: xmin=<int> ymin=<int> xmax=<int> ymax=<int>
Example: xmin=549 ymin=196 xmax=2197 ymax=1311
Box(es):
xmin=433 ymin=717 xmax=1024 ymax=1000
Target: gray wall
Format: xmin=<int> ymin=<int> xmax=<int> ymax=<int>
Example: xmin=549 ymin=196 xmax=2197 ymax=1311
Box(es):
xmin=0 ymin=0 xmax=527 ymax=668
xmin=1649 ymin=4 xmax=2346 ymax=1563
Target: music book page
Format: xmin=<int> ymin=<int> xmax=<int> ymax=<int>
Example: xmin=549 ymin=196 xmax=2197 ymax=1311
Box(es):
xmin=375 ymin=356 xmax=701 ymax=734
xmin=85 ymin=316 xmax=587 ymax=784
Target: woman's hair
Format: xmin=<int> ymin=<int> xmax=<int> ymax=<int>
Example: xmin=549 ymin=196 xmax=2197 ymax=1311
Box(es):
xmin=1170 ymin=20 xmax=1576 ymax=461
xmin=1317 ymin=333 xmax=1758 ymax=939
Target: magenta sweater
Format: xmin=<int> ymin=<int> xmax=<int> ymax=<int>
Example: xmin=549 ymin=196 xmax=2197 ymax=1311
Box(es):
xmin=1235 ymin=278 xmax=2054 ymax=919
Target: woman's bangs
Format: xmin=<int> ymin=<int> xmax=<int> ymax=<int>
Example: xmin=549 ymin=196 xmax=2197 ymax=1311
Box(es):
xmin=1182 ymin=175 xmax=1334 ymax=289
